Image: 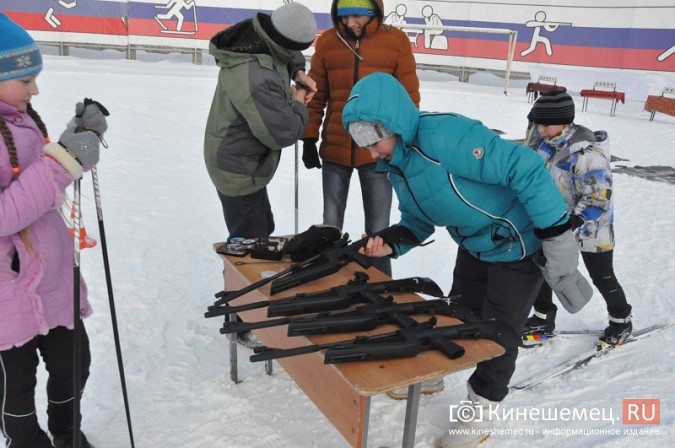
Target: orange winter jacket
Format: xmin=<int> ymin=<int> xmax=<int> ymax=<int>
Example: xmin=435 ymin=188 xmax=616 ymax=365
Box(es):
xmin=303 ymin=0 xmax=420 ymax=167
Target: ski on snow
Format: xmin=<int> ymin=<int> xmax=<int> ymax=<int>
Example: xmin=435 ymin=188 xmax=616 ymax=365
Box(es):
xmin=511 ymin=322 xmax=674 ymax=391
xmin=521 ymin=329 xmax=603 ymax=347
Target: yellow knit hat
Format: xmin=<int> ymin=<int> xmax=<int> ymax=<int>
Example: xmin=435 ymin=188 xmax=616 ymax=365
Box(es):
xmin=336 ymin=0 xmax=377 ymax=17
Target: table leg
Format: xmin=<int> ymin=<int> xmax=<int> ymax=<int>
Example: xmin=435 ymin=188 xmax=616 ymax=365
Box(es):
xmin=228 ymin=314 xmax=239 ymax=383
xmin=265 ymin=360 xmax=273 ymax=375
xmin=582 ymin=97 xmax=588 ymax=112
xmin=361 ymin=396 xmax=371 ymax=448
xmin=650 ymin=110 xmax=656 ymax=121
xmin=611 ymin=99 xmax=617 ymax=116
xmin=401 ymin=383 xmax=422 ymax=448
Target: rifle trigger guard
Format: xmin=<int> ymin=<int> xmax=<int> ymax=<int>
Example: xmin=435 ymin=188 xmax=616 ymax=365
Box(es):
xmin=349 ymin=271 xmax=370 ymax=285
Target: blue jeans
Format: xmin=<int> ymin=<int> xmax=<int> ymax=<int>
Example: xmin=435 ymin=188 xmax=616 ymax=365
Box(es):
xmin=322 ymin=162 xmax=393 ymax=276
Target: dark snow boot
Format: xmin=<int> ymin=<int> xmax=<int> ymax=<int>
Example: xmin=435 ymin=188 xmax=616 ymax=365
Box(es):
xmin=598 ymin=314 xmax=633 ymax=347
xmin=52 ymin=431 xmax=95 ymax=448
xmin=523 ymin=307 xmax=557 ymax=335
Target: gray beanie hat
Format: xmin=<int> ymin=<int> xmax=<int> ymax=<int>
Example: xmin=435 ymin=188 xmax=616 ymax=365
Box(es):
xmin=348 ymin=121 xmax=395 ymax=147
xmin=262 ymin=2 xmax=317 ymax=51
xmin=531 ymin=91 xmax=575 ymax=126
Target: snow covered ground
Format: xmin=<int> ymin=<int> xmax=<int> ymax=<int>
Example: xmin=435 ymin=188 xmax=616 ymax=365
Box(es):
xmin=28 ymin=48 xmax=675 ymax=448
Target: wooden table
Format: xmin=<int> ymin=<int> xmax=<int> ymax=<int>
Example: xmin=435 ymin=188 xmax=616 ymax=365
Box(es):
xmin=580 ymin=89 xmax=625 ymax=116
xmin=526 ymin=82 xmax=567 ymax=102
xmin=644 ymin=95 xmax=675 ymax=121
xmin=212 ymin=244 xmax=505 ymax=448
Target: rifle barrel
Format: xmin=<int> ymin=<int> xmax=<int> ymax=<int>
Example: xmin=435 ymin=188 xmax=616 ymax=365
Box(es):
xmin=219 ymin=317 xmax=290 ymax=334
xmin=205 ymin=300 xmax=269 ymax=318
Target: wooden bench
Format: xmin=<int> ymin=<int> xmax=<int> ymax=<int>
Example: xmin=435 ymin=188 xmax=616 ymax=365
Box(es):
xmin=645 ymin=87 xmax=675 ymax=121
xmin=213 ymin=244 xmax=504 ymax=448
xmin=526 ymin=75 xmax=565 ymax=102
xmin=580 ymin=81 xmax=625 ymax=116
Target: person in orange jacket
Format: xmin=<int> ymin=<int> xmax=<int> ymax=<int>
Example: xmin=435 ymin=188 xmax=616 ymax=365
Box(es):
xmin=301 ymin=0 xmax=419 ymax=277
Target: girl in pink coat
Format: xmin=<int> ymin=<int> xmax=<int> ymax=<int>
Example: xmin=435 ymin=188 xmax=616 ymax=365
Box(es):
xmin=0 ymin=13 xmax=103 ymax=448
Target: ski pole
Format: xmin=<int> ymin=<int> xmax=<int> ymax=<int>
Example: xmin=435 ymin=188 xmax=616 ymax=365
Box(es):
xmin=294 ymin=140 xmax=299 ymax=234
xmin=72 ymin=179 xmax=82 ymax=448
xmin=91 ymin=167 xmax=136 ymax=448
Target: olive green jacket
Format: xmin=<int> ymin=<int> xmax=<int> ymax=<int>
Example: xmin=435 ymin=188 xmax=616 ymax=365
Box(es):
xmin=204 ymin=13 xmax=308 ymax=196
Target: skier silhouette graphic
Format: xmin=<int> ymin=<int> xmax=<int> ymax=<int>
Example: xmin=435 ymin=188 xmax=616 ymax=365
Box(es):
xmin=155 ymin=0 xmax=198 ymax=34
xmin=521 ymin=11 xmax=571 ymax=57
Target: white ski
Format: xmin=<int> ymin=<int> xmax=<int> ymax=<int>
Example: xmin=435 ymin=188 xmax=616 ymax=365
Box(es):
xmin=511 ymin=322 xmax=674 ymax=390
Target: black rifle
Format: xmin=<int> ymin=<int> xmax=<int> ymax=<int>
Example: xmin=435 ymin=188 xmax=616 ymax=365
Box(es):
xmin=269 ymin=226 xmax=423 ymax=295
xmin=208 ymin=233 xmax=352 ymax=309
xmin=205 ymin=274 xmax=443 ymax=319
xmin=219 ymin=296 xmax=471 ymax=336
xmin=250 ymin=319 xmax=518 ymax=364
xmin=268 ymin=235 xmax=373 ymax=295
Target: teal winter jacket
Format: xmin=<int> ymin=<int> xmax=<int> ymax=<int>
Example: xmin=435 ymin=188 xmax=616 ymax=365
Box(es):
xmin=342 ymin=73 xmax=569 ymax=262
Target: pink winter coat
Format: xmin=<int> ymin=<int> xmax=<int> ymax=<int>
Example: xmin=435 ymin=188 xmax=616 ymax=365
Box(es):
xmin=0 ymin=101 xmax=90 ymax=351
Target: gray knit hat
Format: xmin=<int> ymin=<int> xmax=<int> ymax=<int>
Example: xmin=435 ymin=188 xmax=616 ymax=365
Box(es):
xmin=348 ymin=121 xmax=395 ymax=147
xmin=530 ymin=91 xmax=575 ymax=126
xmin=0 ymin=12 xmax=43 ymax=82
xmin=261 ymin=2 xmax=317 ymax=51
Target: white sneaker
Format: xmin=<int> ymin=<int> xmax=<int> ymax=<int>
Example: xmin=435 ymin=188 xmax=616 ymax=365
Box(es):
xmin=387 ymin=376 xmax=445 ymax=400
xmin=436 ymin=383 xmax=499 ymax=448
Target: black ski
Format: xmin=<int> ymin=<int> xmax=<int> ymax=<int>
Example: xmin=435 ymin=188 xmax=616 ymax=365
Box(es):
xmin=511 ymin=322 xmax=674 ymax=390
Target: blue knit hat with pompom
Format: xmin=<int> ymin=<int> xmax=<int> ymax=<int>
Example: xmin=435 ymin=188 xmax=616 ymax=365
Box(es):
xmin=0 ymin=12 xmax=43 ymax=82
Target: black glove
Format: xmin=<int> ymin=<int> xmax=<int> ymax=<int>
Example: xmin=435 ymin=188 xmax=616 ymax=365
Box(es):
xmin=285 ymin=224 xmax=342 ymax=261
xmin=569 ymin=214 xmax=585 ymax=230
xmin=302 ymin=138 xmax=322 ymax=169
xmin=373 ymin=225 xmax=421 ymax=247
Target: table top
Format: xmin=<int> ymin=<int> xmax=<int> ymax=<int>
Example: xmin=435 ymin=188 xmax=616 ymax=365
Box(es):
xmin=580 ymin=89 xmax=626 ymax=103
xmin=526 ymin=82 xmax=567 ymax=94
xmin=644 ymin=95 xmax=675 ymax=116
xmin=214 ymin=244 xmax=505 ymax=396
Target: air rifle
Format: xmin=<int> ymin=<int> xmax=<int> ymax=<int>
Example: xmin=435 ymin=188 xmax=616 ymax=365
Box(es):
xmin=250 ymin=319 xmax=518 ymax=364
xmin=204 ymin=274 xmax=443 ymax=319
xmin=208 ymin=226 xmax=422 ymax=313
xmin=208 ymin=233 xmax=352 ymax=309
xmin=268 ymin=225 xmax=423 ymax=295
xmin=218 ymin=296 xmax=471 ymax=336
xmin=268 ymin=235 xmax=373 ymax=295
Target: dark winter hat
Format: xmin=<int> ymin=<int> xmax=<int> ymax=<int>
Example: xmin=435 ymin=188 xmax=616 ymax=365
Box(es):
xmin=348 ymin=121 xmax=395 ymax=147
xmin=337 ymin=0 xmax=378 ymax=17
xmin=530 ymin=91 xmax=575 ymax=126
xmin=0 ymin=12 xmax=43 ymax=82
xmin=260 ymin=2 xmax=317 ymax=51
